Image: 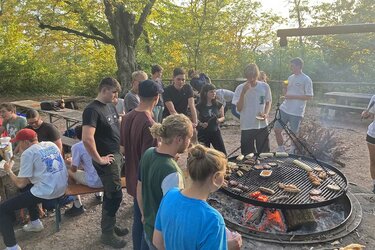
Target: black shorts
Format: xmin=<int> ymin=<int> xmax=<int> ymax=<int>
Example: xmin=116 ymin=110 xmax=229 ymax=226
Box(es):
xmin=366 ymin=134 xmax=375 ymax=145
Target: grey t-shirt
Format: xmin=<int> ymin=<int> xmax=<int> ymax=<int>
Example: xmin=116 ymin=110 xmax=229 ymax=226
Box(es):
xmin=124 ymin=91 xmax=140 ymax=113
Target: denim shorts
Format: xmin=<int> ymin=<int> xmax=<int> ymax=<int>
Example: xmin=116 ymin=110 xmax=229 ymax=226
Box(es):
xmin=274 ymin=109 xmax=302 ymax=133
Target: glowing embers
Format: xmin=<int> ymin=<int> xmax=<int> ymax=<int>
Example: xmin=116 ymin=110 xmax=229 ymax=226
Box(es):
xmin=242 ymin=204 xmax=286 ymax=233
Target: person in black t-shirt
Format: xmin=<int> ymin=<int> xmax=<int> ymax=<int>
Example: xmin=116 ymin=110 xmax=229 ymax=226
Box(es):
xmin=25 ymin=109 xmax=62 ymax=153
xmin=82 ymin=77 xmax=128 ymax=248
xmin=196 ymin=84 xmax=227 ymax=155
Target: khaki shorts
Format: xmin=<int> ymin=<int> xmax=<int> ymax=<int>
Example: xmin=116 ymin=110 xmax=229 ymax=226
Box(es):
xmin=71 ymin=170 xmax=88 ymax=186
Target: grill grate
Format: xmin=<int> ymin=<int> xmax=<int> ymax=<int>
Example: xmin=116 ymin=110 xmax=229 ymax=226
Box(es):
xmin=221 ymin=154 xmax=348 ymax=209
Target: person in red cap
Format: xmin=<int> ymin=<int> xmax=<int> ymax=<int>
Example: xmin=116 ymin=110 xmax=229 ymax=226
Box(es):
xmin=0 ymin=128 xmax=68 ymax=250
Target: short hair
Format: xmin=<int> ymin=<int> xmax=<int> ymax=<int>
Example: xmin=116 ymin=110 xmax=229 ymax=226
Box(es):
xmin=74 ymin=125 xmax=83 ymax=140
xmin=0 ymin=103 xmax=16 ymax=113
xmin=244 ymin=63 xmax=260 ymax=79
xmin=25 ymin=109 xmax=39 ymax=119
xmin=151 ymin=65 xmax=163 ymax=75
xmin=98 ymin=77 xmax=121 ymax=92
xmin=187 ymin=144 xmax=227 ymax=183
xmin=173 ymin=67 xmax=185 ymax=77
xmin=290 ymin=57 xmax=304 ymax=67
xmin=149 ymin=114 xmax=192 ymax=145
xmin=131 ymin=71 xmax=148 ymax=82
xmin=258 ymin=71 xmax=268 ymax=82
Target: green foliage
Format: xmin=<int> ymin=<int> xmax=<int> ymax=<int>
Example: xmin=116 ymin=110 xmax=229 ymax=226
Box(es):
xmin=0 ymin=0 xmax=374 ymax=96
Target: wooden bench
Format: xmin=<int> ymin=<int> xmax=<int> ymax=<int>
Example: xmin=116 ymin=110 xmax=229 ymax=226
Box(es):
xmin=317 ymin=103 xmax=365 ymax=115
xmin=54 ymin=177 xmax=126 ymax=231
xmin=61 ymin=135 xmax=79 ymax=153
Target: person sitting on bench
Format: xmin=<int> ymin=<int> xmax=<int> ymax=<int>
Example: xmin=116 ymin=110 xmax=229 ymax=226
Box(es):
xmin=65 ymin=125 xmax=103 ymax=217
xmin=0 ymin=129 xmax=68 ymax=250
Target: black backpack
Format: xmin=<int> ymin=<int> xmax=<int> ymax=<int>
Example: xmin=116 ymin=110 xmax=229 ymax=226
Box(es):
xmin=40 ymin=101 xmax=60 ymax=111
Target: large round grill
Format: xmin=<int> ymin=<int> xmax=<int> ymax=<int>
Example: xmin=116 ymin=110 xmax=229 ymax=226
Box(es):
xmin=220 ymin=154 xmax=348 ymax=209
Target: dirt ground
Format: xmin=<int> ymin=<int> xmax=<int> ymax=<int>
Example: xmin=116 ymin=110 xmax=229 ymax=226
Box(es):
xmin=1 ymin=104 xmax=374 ymax=250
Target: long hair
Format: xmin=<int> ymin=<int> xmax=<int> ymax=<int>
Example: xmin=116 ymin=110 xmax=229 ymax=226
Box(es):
xmin=199 ymin=84 xmax=217 ymax=106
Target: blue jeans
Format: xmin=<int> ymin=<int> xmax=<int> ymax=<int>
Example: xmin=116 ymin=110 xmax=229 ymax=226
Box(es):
xmin=133 ymin=198 xmax=149 ymax=250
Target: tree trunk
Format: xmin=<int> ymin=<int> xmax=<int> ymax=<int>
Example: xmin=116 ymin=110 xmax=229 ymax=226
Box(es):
xmin=105 ymin=1 xmax=137 ymax=94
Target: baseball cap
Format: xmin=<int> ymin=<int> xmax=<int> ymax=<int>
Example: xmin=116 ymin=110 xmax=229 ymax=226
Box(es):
xmin=138 ymin=79 xmax=164 ymax=98
xmin=10 ymin=128 xmax=37 ymax=143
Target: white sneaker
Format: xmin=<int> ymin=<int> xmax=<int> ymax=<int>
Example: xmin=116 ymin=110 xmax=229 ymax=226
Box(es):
xmin=22 ymin=221 xmax=44 ymax=232
xmin=5 ymin=245 xmax=22 ymax=250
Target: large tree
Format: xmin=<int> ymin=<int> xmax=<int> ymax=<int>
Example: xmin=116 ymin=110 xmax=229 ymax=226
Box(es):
xmin=36 ymin=0 xmax=156 ymax=91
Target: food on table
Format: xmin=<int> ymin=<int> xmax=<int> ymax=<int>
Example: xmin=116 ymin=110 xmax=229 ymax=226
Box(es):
xmin=310 ymin=195 xmax=325 ymax=202
xmin=259 ymin=152 xmax=274 ymax=158
xmin=255 ymin=159 xmax=261 ymax=165
xmin=240 ymin=165 xmax=251 ymax=172
xmin=275 ymin=152 xmax=289 ymax=157
xmin=318 ymin=171 xmax=327 ymax=180
xmin=309 ymin=188 xmax=322 ymax=196
xmin=263 ymin=164 xmax=272 ymax=169
xmin=278 ymin=183 xmax=300 ymax=193
xmin=293 ymin=159 xmax=313 ymax=172
xmin=254 ymin=165 xmax=264 ymax=170
xmin=236 ymin=154 xmax=244 ymax=161
xmin=327 ymin=170 xmax=336 ymax=176
xmin=268 ymin=162 xmax=278 ymax=167
xmin=327 ymin=184 xmax=340 ymax=191
xmin=260 ymin=170 xmax=272 ymax=177
xmin=308 ymin=172 xmax=322 ymax=186
xmin=232 ymin=187 xmax=243 ymax=193
xmin=313 ymin=166 xmax=323 ymax=172
xmin=259 ymin=186 xmax=276 ymax=195
xmin=229 ymin=180 xmax=238 ymax=187
xmin=236 ymin=170 xmax=244 ymax=177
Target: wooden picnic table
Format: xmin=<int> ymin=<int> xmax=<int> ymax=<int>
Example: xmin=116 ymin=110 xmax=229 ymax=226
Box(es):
xmin=324 ymin=92 xmax=372 ymax=105
xmin=11 ymin=100 xmax=83 ymax=130
xmin=318 ymin=92 xmax=371 ymax=116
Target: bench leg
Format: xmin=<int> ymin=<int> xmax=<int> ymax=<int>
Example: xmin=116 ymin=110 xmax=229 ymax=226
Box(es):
xmin=55 ymin=202 xmax=61 ymax=232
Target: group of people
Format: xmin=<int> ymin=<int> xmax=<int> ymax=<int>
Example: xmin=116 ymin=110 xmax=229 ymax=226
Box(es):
xmin=2 ymin=56 xmax=374 ymax=250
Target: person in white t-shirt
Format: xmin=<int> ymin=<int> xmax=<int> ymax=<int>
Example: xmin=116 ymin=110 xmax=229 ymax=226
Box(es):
xmin=0 ymin=128 xmax=68 ymax=250
xmin=65 ymin=125 xmax=103 ymax=217
xmin=274 ymin=57 xmax=313 ymax=153
xmin=361 ymin=95 xmax=375 ymax=193
xmin=232 ymin=63 xmax=272 ymax=155
xmin=216 ymin=89 xmax=234 ymax=114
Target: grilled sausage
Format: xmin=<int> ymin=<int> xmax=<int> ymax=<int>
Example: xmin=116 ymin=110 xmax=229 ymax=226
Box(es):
xmin=259 ymin=152 xmax=274 ymax=158
xmin=275 ymin=152 xmax=288 ymax=157
xmin=236 ymin=154 xmax=244 ymax=161
xmin=259 ymin=186 xmax=276 ymax=195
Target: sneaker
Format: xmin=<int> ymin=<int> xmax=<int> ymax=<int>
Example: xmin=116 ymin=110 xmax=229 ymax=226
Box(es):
xmin=95 ymin=194 xmax=103 ymax=204
xmin=23 ymin=221 xmax=44 ymax=232
xmin=5 ymin=244 xmax=22 ymax=250
xmin=64 ymin=205 xmax=85 ymax=217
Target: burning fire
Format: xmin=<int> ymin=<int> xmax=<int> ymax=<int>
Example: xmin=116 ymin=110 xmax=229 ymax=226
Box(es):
xmin=242 ymin=193 xmax=286 ymax=232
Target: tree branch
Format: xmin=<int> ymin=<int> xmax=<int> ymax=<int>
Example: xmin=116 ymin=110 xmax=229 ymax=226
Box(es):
xmin=143 ymin=30 xmax=152 ymax=54
xmin=37 ymin=17 xmax=115 ymax=45
xmin=135 ymin=0 xmax=156 ymax=40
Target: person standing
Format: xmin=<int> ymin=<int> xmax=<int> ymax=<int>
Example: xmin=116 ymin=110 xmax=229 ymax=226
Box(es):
xmin=153 ymin=144 xmax=242 ymax=250
xmin=151 ymin=64 xmax=164 ymax=123
xmin=0 ymin=128 xmax=68 ymax=250
xmin=25 ymin=109 xmax=63 ymax=153
xmin=274 ymin=57 xmax=313 ymax=153
xmin=163 ymin=67 xmax=198 ymax=142
xmin=82 ymin=77 xmax=128 ymax=248
xmin=361 ymin=95 xmax=375 ymax=193
xmin=124 ymin=71 xmax=148 ymax=113
xmin=137 ymin=114 xmax=193 ymax=249
xmin=233 ymin=63 xmax=272 ymax=155
xmin=196 ymin=84 xmax=227 ymax=155
xmin=216 ymin=88 xmax=235 ymax=115
xmin=120 ymin=79 xmax=163 ymax=250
